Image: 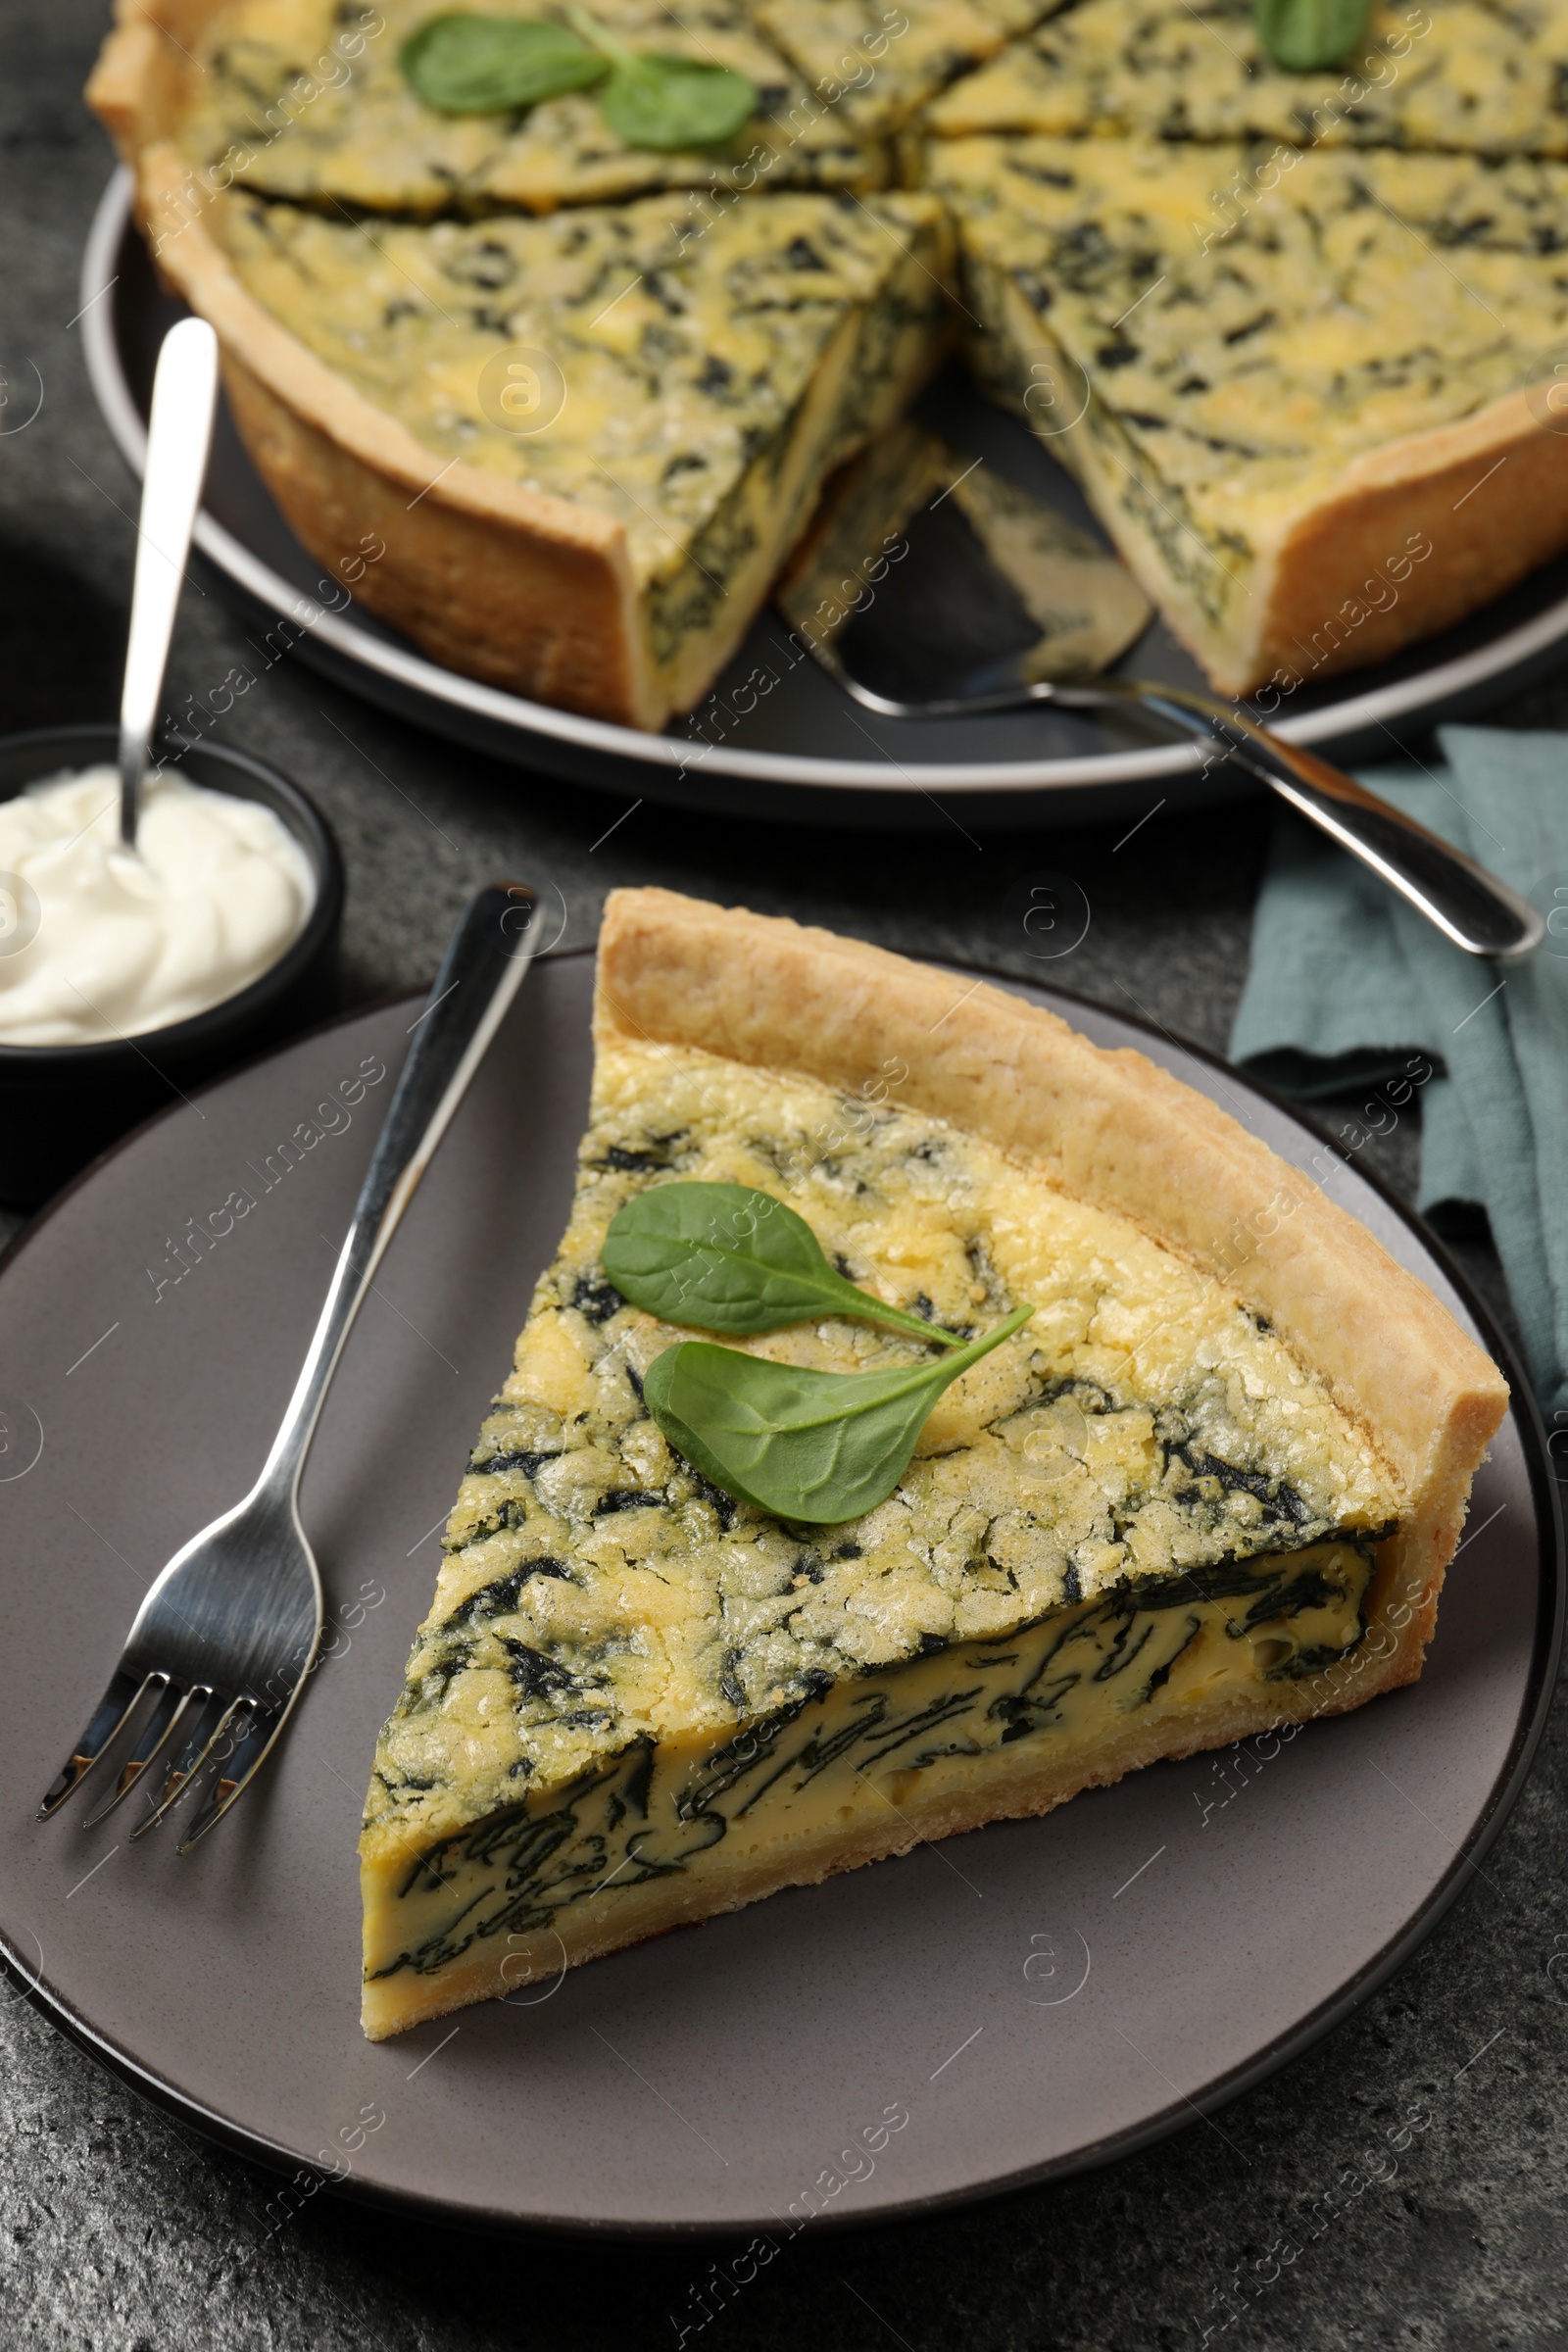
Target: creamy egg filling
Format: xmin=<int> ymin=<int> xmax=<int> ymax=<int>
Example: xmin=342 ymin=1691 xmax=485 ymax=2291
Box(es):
xmin=362 ymin=1037 xmax=1402 ymax=2033
xmin=363 ymin=1536 xmax=1373 ymax=2024
xmin=923 ymin=0 xmax=1568 ymax=153
xmin=213 ymin=186 xmax=952 ymax=708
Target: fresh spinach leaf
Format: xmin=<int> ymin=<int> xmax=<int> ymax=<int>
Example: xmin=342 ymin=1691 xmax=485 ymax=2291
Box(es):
xmin=401 ymin=13 xmax=606 ymax=114
xmin=603 ymin=1181 xmax=964 ymax=1348
xmin=1253 ymin=0 xmax=1367 ymax=71
xmin=600 ymin=52 xmax=759 ymax=147
xmin=644 ymin=1302 xmax=1035 ymax=1524
xmin=569 ymin=7 xmax=759 ymax=148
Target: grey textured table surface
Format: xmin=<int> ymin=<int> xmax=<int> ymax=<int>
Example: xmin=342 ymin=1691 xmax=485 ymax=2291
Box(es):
xmin=3 ymin=6 xmax=1567 ymax=2345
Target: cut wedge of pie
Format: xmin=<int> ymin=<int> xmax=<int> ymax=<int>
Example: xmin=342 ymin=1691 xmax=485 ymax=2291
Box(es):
xmin=923 ymin=0 xmax=1568 ymax=152
xmin=359 ymin=890 xmax=1506 ymax=2038
xmin=138 ymin=177 xmax=951 ymax=726
xmin=926 ymin=133 xmax=1568 ymax=694
xmin=169 ymin=0 xmax=886 ymax=216
xmin=756 ymin=0 xmax=1063 ymax=137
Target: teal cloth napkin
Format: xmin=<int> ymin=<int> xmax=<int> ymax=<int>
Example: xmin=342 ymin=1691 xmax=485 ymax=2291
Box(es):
xmin=1230 ymin=724 xmax=1568 ymax=1419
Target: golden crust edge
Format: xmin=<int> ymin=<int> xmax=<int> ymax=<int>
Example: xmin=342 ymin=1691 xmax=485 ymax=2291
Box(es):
xmin=1061 ymin=380 xmax=1568 ymax=700
xmin=131 ymin=149 xmax=627 ymax=553
xmin=86 ymin=1 xmax=802 ymax=729
xmin=355 ymin=891 xmax=1499 ymax=2040
xmin=1237 ymin=391 xmax=1568 ymax=698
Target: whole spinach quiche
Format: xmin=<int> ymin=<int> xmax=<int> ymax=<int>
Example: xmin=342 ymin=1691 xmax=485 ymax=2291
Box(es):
xmin=89 ymin=0 xmax=1568 ymax=717
xmin=354 ymin=891 xmax=1503 ymax=2038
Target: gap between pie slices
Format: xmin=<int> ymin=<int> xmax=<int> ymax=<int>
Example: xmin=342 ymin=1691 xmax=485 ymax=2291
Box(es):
xmin=358 ymin=891 xmax=1506 ymax=2039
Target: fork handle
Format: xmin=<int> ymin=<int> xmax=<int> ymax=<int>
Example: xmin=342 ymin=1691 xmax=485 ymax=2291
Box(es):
xmin=1096 ymin=682 xmax=1544 ymax=961
xmin=252 ymin=882 xmax=542 ymax=1507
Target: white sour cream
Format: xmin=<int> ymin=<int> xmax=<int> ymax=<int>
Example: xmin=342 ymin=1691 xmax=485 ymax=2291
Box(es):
xmin=0 ymin=764 xmax=316 ymax=1048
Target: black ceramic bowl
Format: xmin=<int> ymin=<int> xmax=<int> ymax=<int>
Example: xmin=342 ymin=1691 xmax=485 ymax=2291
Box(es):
xmin=0 ymin=725 xmax=343 ymax=1208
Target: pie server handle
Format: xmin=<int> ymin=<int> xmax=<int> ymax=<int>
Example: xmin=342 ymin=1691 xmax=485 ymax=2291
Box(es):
xmin=1104 ymin=683 xmax=1544 ymax=962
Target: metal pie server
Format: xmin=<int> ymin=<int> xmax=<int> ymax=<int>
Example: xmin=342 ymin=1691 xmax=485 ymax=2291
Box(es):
xmin=813 ymin=516 xmax=1543 ymax=962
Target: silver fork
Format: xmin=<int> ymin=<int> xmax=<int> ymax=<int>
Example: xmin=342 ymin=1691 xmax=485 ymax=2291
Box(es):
xmin=37 ymin=879 xmax=541 ymax=1852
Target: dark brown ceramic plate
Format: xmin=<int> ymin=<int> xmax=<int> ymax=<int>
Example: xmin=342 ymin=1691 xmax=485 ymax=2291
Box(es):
xmin=0 ymin=952 xmax=1556 ymax=2238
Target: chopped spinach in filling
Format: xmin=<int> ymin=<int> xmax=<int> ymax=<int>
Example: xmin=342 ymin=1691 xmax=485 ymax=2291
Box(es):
xmin=213 ymin=185 xmax=950 ymax=615
xmin=926 ymin=0 xmax=1568 ymax=159
xmin=931 ymin=136 xmax=1568 ymax=626
xmin=174 ymin=0 xmax=883 ymax=217
xmin=364 ymin=1039 xmax=1400 ymax=1868
xmin=369 ymin=1537 xmax=1375 ymax=1980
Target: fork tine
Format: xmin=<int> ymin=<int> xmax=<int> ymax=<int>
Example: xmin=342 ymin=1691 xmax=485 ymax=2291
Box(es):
xmin=129 ymin=1694 xmax=252 ymax=1842
xmin=79 ymin=1682 xmax=204 ymax=1830
xmin=176 ymin=1705 xmax=284 ymax=1854
xmin=37 ymin=1670 xmax=159 ymax=1819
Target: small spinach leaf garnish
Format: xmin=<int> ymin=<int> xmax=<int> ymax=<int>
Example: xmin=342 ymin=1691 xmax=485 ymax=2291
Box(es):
xmin=400 ymin=13 xmax=607 ymax=113
xmin=643 ymin=1302 xmax=1034 ymax=1525
xmin=401 ymin=7 xmax=759 ymax=144
xmin=569 ymin=7 xmax=759 ymax=148
xmin=1253 ymin=0 xmax=1368 ymax=71
xmin=603 ymin=1181 xmax=966 ymax=1348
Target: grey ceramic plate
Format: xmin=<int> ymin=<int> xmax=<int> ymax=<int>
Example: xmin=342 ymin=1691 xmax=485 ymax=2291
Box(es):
xmin=0 ymin=951 xmax=1557 ymax=2236
xmin=82 ymin=172 xmax=1568 ymax=831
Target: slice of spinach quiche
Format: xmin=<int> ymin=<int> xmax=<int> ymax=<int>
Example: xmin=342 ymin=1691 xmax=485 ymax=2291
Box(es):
xmin=141 ymin=176 xmax=952 ymax=726
xmin=755 ymin=0 xmax=1065 ymax=137
xmin=168 ymin=0 xmax=885 ymax=217
xmin=925 ymin=0 xmax=1568 ymax=153
xmin=927 ymin=133 xmax=1568 ymax=694
xmin=359 ymin=890 xmax=1505 ymax=2038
